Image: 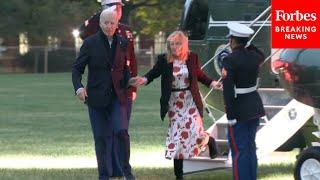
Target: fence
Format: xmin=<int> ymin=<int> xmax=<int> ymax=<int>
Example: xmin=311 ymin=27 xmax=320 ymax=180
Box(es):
xmin=0 ymin=32 xmax=167 ymax=73
xmin=134 ymin=31 xmax=167 ymax=69
xmin=0 ymin=46 xmax=75 ymax=73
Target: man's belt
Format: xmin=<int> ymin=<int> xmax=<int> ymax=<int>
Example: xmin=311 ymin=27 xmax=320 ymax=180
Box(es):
xmin=234 ymin=83 xmax=258 ymax=98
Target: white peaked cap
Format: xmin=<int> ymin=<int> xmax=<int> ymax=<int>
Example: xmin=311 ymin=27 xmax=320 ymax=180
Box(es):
xmin=226 ymin=22 xmax=254 ymax=38
xmin=101 ymin=0 xmax=123 ymax=6
xmin=104 ymin=5 xmax=117 ymax=12
xmin=100 ymin=5 xmax=117 ymax=22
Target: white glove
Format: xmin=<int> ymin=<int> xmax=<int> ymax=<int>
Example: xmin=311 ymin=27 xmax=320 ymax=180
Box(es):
xmin=228 ymin=119 xmax=237 ymax=126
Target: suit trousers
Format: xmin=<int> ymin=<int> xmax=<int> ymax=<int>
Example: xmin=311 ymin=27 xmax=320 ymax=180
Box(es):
xmin=111 ymin=97 xmax=133 ymax=177
xmin=228 ymin=118 xmax=259 ymax=180
xmin=88 ymin=96 xmax=132 ymax=180
xmin=88 ymin=105 xmax=113 ymax=180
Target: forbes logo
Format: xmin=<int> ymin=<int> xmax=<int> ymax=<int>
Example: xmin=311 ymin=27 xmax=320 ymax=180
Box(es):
xmin=275 ymin=10 xmax=317 ymax=21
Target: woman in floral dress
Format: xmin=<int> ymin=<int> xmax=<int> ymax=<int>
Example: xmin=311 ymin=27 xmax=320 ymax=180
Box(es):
xmin=130 ymin=31 xmax=222 ymax=180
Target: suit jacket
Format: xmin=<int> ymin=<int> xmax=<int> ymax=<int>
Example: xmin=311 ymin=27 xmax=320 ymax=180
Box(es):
xmin=72 ymin=30 xmax=129 ymax=107
xmin=144 ymin=52 xmax=214 ymax=120
xmin=222 ymin=44 xmax=265 ymax=122
xmin=79 ymin=12 xmax=137 ymax=98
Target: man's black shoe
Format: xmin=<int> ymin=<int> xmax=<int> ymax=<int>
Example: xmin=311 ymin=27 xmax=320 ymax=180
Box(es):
xmin=124 ymin=174 xmax=135 ymax=180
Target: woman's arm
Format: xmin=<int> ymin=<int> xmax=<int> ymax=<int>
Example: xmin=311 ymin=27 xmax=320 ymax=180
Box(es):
xmin=143 ymin=54 xmax=165 ymax=85
xmin=195 ymin=54 xmax=214 ymax=87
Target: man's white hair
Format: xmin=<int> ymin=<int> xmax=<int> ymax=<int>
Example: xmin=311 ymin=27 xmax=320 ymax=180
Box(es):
xmin=99 ymin=8 xmax=118 ymax=25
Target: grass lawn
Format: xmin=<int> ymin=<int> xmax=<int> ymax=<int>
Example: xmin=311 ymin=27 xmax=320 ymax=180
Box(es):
xmin=0 ymin=73 xmax=297 ymax=179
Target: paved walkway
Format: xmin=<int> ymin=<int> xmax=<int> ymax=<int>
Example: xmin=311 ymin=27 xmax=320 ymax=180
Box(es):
xmin=0 ymin=151 xmax=296 ymax=169
xmin=0 ymin=151 xmax=171 ymax=169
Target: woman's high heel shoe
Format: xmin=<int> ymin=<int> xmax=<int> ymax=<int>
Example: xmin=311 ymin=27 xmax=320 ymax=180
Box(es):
xmin=208 ymin=136 xmax=218 ymax=159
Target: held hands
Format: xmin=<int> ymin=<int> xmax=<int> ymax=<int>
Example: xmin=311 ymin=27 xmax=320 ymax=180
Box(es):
xmin=76 ymin=88 xmax=87 ymax=102
xmin=129 ymin=76 xmax=146 ymax=87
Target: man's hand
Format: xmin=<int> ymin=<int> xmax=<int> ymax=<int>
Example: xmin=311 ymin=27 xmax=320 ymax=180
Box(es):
xmin=76 ymin=88 xmax=88 ymax=102
xmin=129 ymin=76 xmax=146 ymax=87
xmin=210 ymin=80 xmax=223 ymax=90
xmin=132 ymin=92 xmax=137 ymax=101
xmin=228 ymin=119 xmax=237 ymax=126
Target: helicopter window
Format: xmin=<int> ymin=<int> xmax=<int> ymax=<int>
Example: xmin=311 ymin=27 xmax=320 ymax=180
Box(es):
xmin=182 ymin=0 xmax=208 ymax=40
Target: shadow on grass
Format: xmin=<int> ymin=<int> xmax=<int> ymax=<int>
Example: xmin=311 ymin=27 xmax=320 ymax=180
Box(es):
xmin=0 ymin=163 xmax=294 ymax=180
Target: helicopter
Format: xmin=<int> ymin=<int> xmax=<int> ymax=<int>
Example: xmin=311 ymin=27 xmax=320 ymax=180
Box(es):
xmin=180 ymin=0 xmax=320 ymax=179
xmin=77 ymin=0 xmax=320 ymax=178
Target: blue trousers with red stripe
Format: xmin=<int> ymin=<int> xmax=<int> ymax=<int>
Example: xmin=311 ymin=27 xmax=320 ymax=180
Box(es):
xmin=228 ymin=118 xmax=259 ymax=180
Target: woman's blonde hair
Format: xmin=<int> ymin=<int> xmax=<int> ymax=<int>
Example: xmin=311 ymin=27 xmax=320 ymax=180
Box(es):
xmin=166 ymin=31 xmax=189 ymax=63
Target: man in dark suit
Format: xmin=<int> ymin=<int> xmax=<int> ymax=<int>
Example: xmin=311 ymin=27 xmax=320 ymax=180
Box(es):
xmin=79 ymin=1 xmax=137 ymax=177
xmin=72 ymin=9 xmax=135 ymax=180
xmin=222 ymin=22 xmax=265 ymax=180
xmin=79 ymin=0 xmax=137 ymax=102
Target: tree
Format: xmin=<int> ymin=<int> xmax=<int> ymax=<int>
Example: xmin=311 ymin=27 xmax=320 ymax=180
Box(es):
xmin=129 ymin=0 xmax=184 ymax=39
xmin=121 ymin=0 xmax=177 ymax=24
xmin=0 ymin=0 xmax=99 ymax=45
xmin=0 ymin=0 xmax=184 ymax=45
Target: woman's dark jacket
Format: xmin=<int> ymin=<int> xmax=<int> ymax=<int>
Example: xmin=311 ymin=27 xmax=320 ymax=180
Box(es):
xmin=144 ymin=52 xmax=214 ymax=120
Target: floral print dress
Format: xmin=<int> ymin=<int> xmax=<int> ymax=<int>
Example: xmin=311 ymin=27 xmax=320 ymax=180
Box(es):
xmin=165 ymin=59 xmax=209 ymax=159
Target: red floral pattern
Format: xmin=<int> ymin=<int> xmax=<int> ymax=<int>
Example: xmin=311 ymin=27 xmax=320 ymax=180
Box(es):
xmin=189 ymin=108 xmax=196 ymax=115
xmin=184 ymin=78 xmax=189 ymax=84
xmin=176 ymin=101 xmax=183 ymax=109
xmin=168 ymin=111 xmax=175 ymax=118
xmin=173 ymin=66 xmax=181 ymax=73
xmin=168 ymin=143 xmax=175 ymax=149
xmin=179 ymin=92 xmax=185 ymax=99
xmin=181 ymin=131 xmax=189 ymax=139
xmin=185 ymin=118 xmax=192 ymax=129
xmin=165 ymin=60 xmax=209 ymax=160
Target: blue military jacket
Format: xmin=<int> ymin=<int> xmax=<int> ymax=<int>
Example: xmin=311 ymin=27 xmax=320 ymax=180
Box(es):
xmin=222 ymin=44 xmax=266 ymax=122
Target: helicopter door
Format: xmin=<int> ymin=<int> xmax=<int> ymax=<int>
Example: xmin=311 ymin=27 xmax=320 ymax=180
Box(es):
xmin=180 ymin=0 xmax=210 ymax=62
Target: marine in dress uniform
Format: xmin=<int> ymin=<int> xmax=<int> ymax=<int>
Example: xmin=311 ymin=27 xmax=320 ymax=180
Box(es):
xmin=77 ymin=1 xmax=137 ymax=179
xmin=222 ymin=22 xmax=265 ymax=180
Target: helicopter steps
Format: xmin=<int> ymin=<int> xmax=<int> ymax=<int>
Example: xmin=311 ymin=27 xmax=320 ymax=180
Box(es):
xmin=183 ymin=88 xmax=315 ymax=174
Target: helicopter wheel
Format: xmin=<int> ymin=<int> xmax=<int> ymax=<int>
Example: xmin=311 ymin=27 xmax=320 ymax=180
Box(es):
xmin=294 ymin=146 xmax=320 ymax=180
